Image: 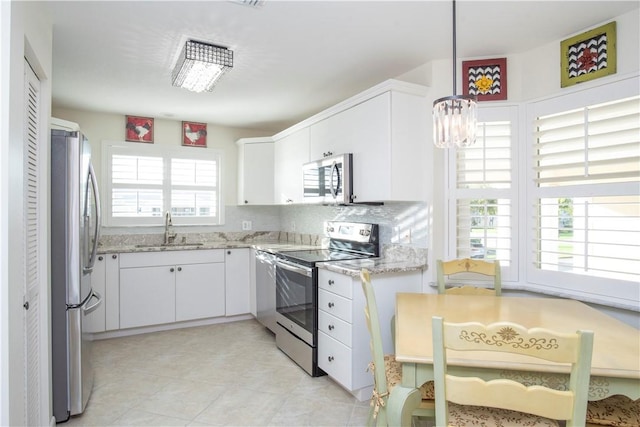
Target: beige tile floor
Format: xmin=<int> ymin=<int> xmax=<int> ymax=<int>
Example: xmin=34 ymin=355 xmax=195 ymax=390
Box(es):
xmin=66 ymin=319 xmax=376 ymax=426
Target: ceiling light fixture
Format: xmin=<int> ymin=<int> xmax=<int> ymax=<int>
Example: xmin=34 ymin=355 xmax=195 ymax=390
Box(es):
xmin=171 ymin=40 xmax=233 ymax=93
xmin=433 ymin=0 xmax=477 ymax=149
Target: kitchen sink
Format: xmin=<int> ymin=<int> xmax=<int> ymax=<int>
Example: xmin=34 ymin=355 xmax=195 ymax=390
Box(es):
xmin=135 ymin=242 xmax=204 ymax=248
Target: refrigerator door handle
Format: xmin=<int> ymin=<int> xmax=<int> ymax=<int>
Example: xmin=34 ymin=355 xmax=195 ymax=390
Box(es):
xmin=85 ymin=163 xmax=101 ymax=273
xmin=83 ymin=290 xmax=102 ymax=315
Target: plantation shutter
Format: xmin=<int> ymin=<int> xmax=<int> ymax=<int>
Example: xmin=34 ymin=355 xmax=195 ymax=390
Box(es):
xmin=451 ymin=106 xmax=516 ymax=277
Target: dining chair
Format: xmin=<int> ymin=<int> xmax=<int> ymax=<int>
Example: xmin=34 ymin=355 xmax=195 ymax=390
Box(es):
xmin=586 ymin=394 xmax=640 ymax=426
xmin=437 ymin=258 xmax=502 ymax=295
xmin=432 ymin=316 xmax=594 ymax=427
xmin=360 ymin=269 xmax=434 ymax=426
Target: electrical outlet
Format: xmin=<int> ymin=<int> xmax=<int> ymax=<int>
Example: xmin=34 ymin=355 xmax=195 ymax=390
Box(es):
xmin=242 ymin=220 xmax=252 ymax=231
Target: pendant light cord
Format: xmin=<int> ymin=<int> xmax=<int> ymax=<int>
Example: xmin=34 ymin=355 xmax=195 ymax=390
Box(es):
xmin=452 ymin=0 xmax=457 ymax=95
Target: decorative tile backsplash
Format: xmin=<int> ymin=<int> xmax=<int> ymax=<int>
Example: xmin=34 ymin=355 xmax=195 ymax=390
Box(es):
xmin=100 ymin=201 xmax=429 ymax=249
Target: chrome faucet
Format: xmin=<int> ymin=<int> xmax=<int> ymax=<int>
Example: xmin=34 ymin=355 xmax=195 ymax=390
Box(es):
xmin=164 ymin=211 xmax=177 ymax=244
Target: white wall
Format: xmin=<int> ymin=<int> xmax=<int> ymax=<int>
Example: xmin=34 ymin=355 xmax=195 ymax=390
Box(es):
xmin=1 ymin=1 xmax=53 ymax=426
xmin=51 ymin=107 xmax=273 ymax=209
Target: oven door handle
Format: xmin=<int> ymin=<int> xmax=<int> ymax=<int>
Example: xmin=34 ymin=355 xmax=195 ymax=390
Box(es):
xmin=276 ymin=259 xmax=313 ymax=277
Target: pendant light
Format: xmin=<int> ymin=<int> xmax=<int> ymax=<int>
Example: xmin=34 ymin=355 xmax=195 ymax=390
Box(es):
xmin=433 ymin=0 xmax=477 ymax=148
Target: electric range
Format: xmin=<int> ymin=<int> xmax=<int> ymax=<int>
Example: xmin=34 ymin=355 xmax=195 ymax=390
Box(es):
xmin=274 ymin=221 xmax=379 ymax=376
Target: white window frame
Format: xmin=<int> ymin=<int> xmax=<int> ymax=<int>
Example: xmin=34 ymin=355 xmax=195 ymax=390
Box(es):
xmin=446 ymin=105 xmax=520 ymax=283
xmin=525 ymin=76 xmax=639 ymax=310
xmin=102 ymin=141 xmax=224 ymax=227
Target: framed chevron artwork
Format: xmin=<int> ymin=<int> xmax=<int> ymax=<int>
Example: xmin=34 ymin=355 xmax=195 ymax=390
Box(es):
xmin=561 ymin=21 xmax=616 ymax=88
xmin=462 ymin=58 xmax=507 ymax=101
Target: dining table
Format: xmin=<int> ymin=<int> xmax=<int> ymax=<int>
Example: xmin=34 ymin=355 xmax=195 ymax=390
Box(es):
xmin=387 ymin=293 xmax=640 ymax=426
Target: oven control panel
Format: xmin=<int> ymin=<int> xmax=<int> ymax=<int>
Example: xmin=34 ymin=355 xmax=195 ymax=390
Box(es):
xmin=325 ymin=221 xmax=378 ymax=244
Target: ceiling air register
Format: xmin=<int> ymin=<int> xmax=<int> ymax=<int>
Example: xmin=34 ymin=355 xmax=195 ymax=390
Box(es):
xmin=172 ymin=40 xmax=233 ymax=93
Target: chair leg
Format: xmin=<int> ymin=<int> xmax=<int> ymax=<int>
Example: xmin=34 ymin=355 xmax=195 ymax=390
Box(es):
xmin=387 ymin=386 xmax=422 ymax=427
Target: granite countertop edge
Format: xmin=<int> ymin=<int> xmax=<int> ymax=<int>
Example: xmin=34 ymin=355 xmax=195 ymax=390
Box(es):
xmin=317 ymin=258 xmax=426 ymax=276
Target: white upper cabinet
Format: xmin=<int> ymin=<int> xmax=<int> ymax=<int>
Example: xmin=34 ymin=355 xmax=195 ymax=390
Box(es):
xmin=272 ymin=80 xmax=429 ymax=204
xmin=273 ymin=127 xmax=309 ymax=204
xmin=237 ymin=137 xmax=274 ymax=205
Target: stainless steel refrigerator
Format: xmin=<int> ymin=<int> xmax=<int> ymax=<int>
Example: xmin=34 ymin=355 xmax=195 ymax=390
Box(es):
xmin=51 ymin=128 xmax=102 ymax=422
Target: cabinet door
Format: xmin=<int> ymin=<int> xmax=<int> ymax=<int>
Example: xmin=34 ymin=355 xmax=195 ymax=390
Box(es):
xmin=237 ymin=139 xmax=274 ymax=205
xmin=249 ymin=249 xmax=257 ymax=316
xmin=85 ymin=254 xmax=106 ymax=333
xmin=120 ymin=265 xmax=175 ymax=328
xmin=274 ymin=128 xmax=309 ymax=204
xmin=225 ymin=248 xmax=250 ymax=316
xmin=310 ymin=93 xmax=390 ymax=202
xmin=176 ymin=262 xmax=225 ymax=322
xmin=105 ymin=253 xmax=120 ymax=331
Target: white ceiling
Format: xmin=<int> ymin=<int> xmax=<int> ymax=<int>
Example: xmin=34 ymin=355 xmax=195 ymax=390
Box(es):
xmin=45 ymin=0 xmax=638 ymax=133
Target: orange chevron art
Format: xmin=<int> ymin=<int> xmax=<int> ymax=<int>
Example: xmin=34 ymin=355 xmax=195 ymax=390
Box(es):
xmin=462 ymin=58 xmax=507 ymax=101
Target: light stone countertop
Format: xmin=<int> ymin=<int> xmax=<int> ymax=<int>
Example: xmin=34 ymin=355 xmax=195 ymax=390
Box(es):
xmin=97 ymin=232 xmax=427 ymax=275
xmin=317 ymin=257 xmax=426 ymax=276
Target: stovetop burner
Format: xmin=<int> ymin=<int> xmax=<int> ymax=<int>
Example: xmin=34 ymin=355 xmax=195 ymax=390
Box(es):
xmin=276 ymin=221 xmax=379 ymax=268
xmin=276 ymin=249 xmax=375 ymax=268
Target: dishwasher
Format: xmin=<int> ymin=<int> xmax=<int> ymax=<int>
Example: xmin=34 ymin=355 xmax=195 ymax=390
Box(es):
xmin=255 ymin=250 xmax=277 ymax=333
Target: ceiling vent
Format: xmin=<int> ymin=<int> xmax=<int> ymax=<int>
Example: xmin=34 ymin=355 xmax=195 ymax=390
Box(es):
xmin=229 ymin=0 xmax=265 ymax=7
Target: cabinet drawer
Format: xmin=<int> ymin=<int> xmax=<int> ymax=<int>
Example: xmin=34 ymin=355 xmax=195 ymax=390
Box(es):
xmin=318 ymin=310 xmax=352 ymax=347
xmin=318 ymin=332 xmax=352 ymax=389
xmin=318 ymin=289 xmax=352 ymax=323
xmin=318 ymin=269 xmax=353 ymax=299
xmin=119 ymin=249 xmax=224 ymax=268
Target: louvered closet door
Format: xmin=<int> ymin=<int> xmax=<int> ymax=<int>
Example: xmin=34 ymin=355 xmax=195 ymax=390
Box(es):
xmin=23 ymin=59 xmax=43 ymax=426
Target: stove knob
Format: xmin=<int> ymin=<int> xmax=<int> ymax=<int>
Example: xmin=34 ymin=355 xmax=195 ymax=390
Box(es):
xmin=328 ymin=302 xmax=334 ymax=308
xmin=328 ymin=356 xmax=334 ymax=362
xmin=328 ymin=324 xmax=334 ymax=330
xmin=328 ymin=279 xmax=334 ymax=285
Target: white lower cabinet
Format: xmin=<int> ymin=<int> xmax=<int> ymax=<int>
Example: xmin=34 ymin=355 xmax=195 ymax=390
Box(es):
xmin=176 ymin=262 xmax=226 ymax=322
xmin=119 ymin=250 xmax=225 ymax=329
xmin=87 ymin=253 xmax=120 ymax=332
xmin=224 ymin=248 xmax=251 ymax=316
xmin=120 ymin=265 xmax=176 ymax=328
xmin=317 ymin=268 xmax=422 ymax=400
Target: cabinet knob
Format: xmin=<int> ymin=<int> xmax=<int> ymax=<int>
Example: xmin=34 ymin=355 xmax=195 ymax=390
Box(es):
xmin=244 ymin=200 xmax=248 ymax=204
xmin=170 ymin=267 xmax=175 ymax=272
xmin=227 ymin=250 xmax=231 ymax=255
xmin=328 ymin=324 xmax=334 ymax=330
xmin=286 ymin=199 xmax=293 ymax=203
xmin=328 ymin=302 xmax=334 ymax=308
xmin=177 ymin=266 xmax=182 ymax=272
xmin=98 ymin=256 xmax=103 ymax=261
xmin=112 ymin=254 xmax=118 ymax=259
xmin=328 ymin=279 xmax=334 ymax=285
xmin=328 ymin=356 xmax=334 ymax=362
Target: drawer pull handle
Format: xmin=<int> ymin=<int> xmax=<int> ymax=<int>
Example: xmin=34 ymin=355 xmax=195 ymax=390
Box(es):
xmin=112 ymin=254 xmax=118 ymax=259
xmin=328 ymin=280 xmax=334 ymax=285
xmin=177 ymin=266 xmax=182 ymax=272
xmin=328 ymin=356 xmax=334 ymax=362
xmin=328 ymin=302 xmax=334 ymax=308
xmin=170 ymin=267 xmax=175 ymax=272
xmin=328 ymin=324 xmax=334 ymax=330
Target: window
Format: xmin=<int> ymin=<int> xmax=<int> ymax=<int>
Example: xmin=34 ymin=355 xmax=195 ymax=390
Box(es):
xmin=448 ymin=106 xmax=518 ymax=281
xmin=103 ymin=142 xmax=222 ymax=226
xmin=527 ymin=77 xmax=639 ymax=307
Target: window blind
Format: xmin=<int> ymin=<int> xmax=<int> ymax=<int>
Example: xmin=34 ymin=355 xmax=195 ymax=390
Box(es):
xmin=531 ymin=93 xmax=640 ymax=285
xmin=451 ymin=110 xmax=516 ymax=272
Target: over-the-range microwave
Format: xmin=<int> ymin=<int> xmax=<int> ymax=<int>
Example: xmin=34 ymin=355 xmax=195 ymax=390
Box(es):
xmin=302 ymin=153 xmax=353 ymax=204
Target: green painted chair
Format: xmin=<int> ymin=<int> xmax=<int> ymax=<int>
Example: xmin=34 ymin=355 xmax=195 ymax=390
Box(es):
xmin=360 ymin=269 xmax=434 ymax=426
xmin=432 ymin=316 xmax=594 ymax=426
xmin=437 ymin=258 xmax=502 ymax=295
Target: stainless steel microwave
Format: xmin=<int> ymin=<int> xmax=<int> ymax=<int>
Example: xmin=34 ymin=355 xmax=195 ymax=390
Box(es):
xmin=302 ymin=153 xmax=353 ymax=204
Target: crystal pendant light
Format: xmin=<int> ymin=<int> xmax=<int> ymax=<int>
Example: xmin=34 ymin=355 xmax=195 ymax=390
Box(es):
xmin=433 ymin=0 xmax=477 ymax=148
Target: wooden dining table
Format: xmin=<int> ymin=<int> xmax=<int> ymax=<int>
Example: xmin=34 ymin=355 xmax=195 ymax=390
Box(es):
xmin=387 ymin=293 xmax=640 ymax=426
